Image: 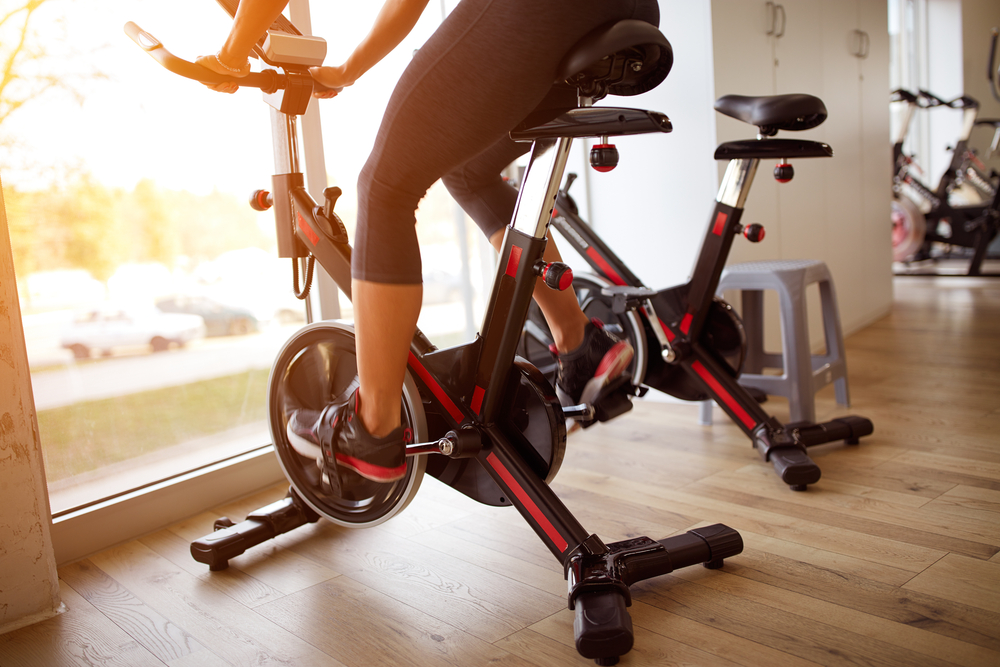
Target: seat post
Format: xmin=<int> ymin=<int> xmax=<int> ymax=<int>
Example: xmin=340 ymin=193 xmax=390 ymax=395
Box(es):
xmin=717 ymin=157 xmax=760 ymax=209
xmin=511 ymin=136 xmax=574 ymax=239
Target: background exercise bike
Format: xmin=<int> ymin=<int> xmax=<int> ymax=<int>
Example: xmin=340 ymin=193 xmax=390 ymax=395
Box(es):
xmin=126 ymin=8 xmax=743 ymax=665
xmin=890 ymin=90 xmax=1000 ymax=274
xmin=518 ymin=95 xmax=875 ymax=491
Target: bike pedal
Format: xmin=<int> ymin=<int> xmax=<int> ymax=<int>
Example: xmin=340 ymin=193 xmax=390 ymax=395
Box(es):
xmin=591 ymin=379 xmax=634 ymax=424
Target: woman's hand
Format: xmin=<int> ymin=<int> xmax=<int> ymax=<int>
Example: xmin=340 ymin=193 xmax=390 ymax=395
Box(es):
xmin=194 ymin=53 xmax=251 ymax=94
xmin=309 ymin=64 xmax=354 ymax=99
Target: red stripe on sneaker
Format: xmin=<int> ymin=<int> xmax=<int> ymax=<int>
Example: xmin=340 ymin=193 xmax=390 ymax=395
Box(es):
xmin=585 ymin=248 xmax=627 ymax=286
xmin=594 ymin=341 xmax=630 ymax=376
xmin=335 ymin=453 xmax=407 ymax=482
xmin=691 ymin=361 xmax=757 ymax=430
xmin=407 ymin=352 xmax=464 ymax=423
xmin=486 ymin=453 xmax=568 ymax=553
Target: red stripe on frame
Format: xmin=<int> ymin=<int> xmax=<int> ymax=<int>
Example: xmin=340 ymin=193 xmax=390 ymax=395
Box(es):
xmin=711 ymin=211 xmax=728 ymax=236
xmin=691 ymin=361 xmax=757 ymax=429
xmin=657 ymin=318 xmax=675 ymax=342
xmin=585 ymin=248 xmax=627 ymax=286
xmin=486 ymin=453 xmax=568 ymax=552
xmin=471 ymin=386 xmax=485 ymax=414
xmin=680 ymin=313 xmax=693 ymax=334
xmin=407 ymin=352 xmax=464 ymax=423
xmin=297 ymin=212 xmax=319 ymax=245
xmin=505 ymin=245 xmax=522 ymax=277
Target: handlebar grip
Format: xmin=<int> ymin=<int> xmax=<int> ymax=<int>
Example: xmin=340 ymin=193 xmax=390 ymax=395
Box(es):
xmin=124 ymin=22 xmax=339 ymax=96
xmin=124 ymin=21 xmax=284 ymax=92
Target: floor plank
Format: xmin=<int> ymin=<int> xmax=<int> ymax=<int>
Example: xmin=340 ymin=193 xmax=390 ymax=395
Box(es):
xmin=902 ymin=553 xmax=1000 ymax=614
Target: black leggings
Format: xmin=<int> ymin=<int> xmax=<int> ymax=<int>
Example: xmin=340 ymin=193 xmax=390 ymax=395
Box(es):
xmin=353 ymin=0 xmax=660 ymax=284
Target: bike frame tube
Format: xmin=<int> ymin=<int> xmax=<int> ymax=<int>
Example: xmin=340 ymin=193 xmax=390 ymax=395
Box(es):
xmin=474 ymin=137 xmax=574 ymax=422
xmin=479 ymin=423 xmax=591 ymax=563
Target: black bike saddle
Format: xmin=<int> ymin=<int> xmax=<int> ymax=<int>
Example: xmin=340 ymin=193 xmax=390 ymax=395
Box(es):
xmin=556 ymin=20 xmax=673 ymax=99
xmin=714 ymin=94 xmax=827 ymax=135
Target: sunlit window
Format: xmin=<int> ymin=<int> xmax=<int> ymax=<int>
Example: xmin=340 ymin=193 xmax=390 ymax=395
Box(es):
xmin=4 ymin=0 xmax=487 ymax=514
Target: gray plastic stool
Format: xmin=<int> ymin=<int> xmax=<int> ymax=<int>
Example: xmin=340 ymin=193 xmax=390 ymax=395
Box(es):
xmin=707 ymin=259 xmax=850 ymax=425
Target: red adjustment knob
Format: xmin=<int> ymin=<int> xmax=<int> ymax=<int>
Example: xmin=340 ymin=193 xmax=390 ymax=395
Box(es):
xmin=250 ymin=189 xmax=272 ymax=211
xmin=590 ymin=144 xmax=619 ymax=172
xmin=742 ymin=223 xmax=766 ymax=242
xmin=774 ymin=162 xmax=794 ymax=183
xmin=535 ymin=261 xmax=574 ymax=290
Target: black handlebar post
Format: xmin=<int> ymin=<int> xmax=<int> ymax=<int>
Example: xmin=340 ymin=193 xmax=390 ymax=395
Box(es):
xmin=990 ymin=28 xmax=1000 ymax=103
xmin=123 ymin=22 xmax=334 ymax=95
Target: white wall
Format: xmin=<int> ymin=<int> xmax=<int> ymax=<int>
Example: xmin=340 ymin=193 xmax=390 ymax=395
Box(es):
xmin=925 ymin=0 xmax=965 ymax=184
xmin=0 ymin=176 xmax=62 ymax=634
xmin=583 ymin=0 xmax=894 ymax=346
xmin=962 ymin=0 xmax=1000 ymax=172
xmin=581 ymin=0 xmax=720 ymax=289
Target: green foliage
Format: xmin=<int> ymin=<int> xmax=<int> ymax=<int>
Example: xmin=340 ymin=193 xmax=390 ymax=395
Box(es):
xmin=37 ymin=368 xmax=271 ymax=481
xmin=58 ymin=173 xmax=125 ymax=282
xmin=7 ymin=175 xmax=275 ymax=295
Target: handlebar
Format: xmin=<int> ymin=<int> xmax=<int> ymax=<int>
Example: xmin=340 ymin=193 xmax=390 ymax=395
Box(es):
xmin=123 ymin=22 xmax=334 ymax=95
xmin=917 ymin=89 xmax=947 ymax=108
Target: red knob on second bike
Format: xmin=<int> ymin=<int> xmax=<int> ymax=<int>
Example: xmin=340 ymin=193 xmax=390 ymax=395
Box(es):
xmin=774 ymin=163 xmax=794 ymax=183
xmin=250 ymin=189 xmax=273 ymax=211
xmin=742 ymin=223 xmax=765 ymax=243
xmin=590 ymin=144 xmax=619 ymax=172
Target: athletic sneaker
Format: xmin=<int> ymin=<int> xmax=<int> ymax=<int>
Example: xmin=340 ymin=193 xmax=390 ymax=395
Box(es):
xmin=286 ymin=389 xmax=408 ymax=488
xmin=551 ymin=318 xmax=634 ymax=408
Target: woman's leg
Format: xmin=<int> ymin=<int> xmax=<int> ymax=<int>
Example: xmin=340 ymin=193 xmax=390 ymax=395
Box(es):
xmin=352 ymin=280 xmax=422 ymax=436
xmin=344 ymin=0 xmax=659 ymax=465
xmin=443 ymin=128 xmax=591 ymax=353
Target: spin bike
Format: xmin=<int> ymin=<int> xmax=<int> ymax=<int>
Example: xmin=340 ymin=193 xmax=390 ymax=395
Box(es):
xmin=126 ymin=12 xmax=742 ymax=666
xmin=518 ymin=95 xmax=875 ymax=491
xmin=890 ymin=87 xmax=1000 ymax=274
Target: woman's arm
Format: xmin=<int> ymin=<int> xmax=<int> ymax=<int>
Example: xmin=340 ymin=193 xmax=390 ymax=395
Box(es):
xmin=310 ymin=0 xmax=431 ymax=91
xmin=219 ymin=0 xmax=290 ymax=66
xmin=197 ymin=0 xmax=289 ymax=93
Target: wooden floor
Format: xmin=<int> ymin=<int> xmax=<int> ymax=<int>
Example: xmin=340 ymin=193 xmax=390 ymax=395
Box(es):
xmin=2 ymin=276 xmax=999 ymax=666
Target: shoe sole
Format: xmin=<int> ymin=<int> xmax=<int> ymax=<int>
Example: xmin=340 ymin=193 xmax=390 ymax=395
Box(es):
xmin=336 ymin=453 xmax=407 ymax=483
xmin=286 ymin=424 xmax=322 ymax=460
xmin=286 ymin=422 xmax=406 ymax=483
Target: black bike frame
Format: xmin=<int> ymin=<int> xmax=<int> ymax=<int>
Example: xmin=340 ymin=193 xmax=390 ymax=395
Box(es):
xmin=274 ymin=109 xmax=667 ymax=563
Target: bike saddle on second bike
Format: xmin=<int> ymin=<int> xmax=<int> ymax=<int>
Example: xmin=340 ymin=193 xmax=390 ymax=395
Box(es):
xmin=714 ymin=93 xmax=827 ymax=135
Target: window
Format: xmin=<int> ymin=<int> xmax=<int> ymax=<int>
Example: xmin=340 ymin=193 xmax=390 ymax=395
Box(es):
xmin=5 ymin=0 xmax=486 ymax=519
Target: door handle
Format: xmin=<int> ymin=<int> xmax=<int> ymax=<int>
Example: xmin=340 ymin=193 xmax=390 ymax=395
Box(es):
xmin=853 ymin=29 xmax=870 ymax=59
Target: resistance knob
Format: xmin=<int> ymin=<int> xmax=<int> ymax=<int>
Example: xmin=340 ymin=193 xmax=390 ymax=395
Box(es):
xmin=534 ymin=261 xmax=573 ymax=291
xmin=774 ymin=162 xmax=794 ymax=183
xmin=741 ymin=223 xmax=766 ymax=242
xmin=250 ymin=189 xmax=272 ymax=211
xmin=590 ymin=143 xmax=619 ymax=172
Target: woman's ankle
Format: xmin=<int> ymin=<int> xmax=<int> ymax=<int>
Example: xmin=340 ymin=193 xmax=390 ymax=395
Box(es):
xmin=356 ymin=389 xmax=402 ymax=438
